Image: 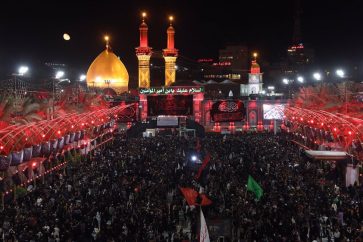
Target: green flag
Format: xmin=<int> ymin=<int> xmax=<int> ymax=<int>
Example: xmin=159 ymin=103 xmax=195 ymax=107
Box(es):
xmin=247 ymin=175 xmax=263 ymax=200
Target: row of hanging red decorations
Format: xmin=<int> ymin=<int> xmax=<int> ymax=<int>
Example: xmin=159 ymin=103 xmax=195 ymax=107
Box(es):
xmin=284 ymin=106 xmax=363 ymax=149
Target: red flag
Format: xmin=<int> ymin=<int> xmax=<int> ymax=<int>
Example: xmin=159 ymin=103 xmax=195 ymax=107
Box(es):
xmin=200 ymin=194 xmax=213 ymax=206
xmin=180 ymin=187 xmax=198 ymax=206
xmin=195 ymin=153 xmax=211 ymax=180
xmin=180 ymin=187 xmax=212 ymax=206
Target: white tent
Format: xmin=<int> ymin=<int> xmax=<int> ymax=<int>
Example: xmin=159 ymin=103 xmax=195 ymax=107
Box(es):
xmin=304 ymin=150 xmax=348 ymax=160
xmin=206 ymin=80 xmax=217 ymax=84
xmin=192 ymin=80 xmax=205 ymax=85
xmin=221 ymin=79 xmax=237 ymax=84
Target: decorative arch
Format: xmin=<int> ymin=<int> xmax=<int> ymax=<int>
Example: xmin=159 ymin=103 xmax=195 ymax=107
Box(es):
xmin=0 ymin=104 xmax=132 ymax=155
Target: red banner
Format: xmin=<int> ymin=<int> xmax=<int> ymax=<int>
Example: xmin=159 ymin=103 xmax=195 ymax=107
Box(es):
xmin=180 ymin=187 xmax=212 ymax=206
xmin=195 ymin=153 xmax=211 ymax=180
xmin=180 ymin=187 xmax=198 ymax=206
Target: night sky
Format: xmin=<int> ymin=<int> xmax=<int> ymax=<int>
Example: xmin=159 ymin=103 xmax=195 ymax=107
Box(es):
xmin=0 ymin=0 xmax=362 ymax=78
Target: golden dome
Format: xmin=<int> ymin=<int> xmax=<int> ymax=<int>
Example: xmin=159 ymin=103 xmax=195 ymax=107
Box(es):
xmin=250 ymin=60 xmax=260 ymax=74
xmin=86 ymin=48 xmax=129 ymax=93
xmin=167 ymin=25 xmax=175 ymax=33
xmin=251 ymin=61 xmax=260 ymax=69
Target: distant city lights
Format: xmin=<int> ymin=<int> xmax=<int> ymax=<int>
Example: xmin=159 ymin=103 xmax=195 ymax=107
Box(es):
xmin=297 ymin=76 xmax=304 ymax=83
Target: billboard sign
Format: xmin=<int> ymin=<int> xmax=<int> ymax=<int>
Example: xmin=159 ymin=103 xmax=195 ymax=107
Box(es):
xmin=211 ymin=100 xmax=245 ymax=122
xmin=263 ymin=104 xmax=286 ymax=120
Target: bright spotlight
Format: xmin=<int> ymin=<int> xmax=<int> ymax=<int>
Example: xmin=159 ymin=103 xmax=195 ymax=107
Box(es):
xmin=297 ymin=76 xmax=304 ymax=83
xmin=56 ymin=71 xmax=64 ymax=79
xmin=336 ymin=69 xmax=345 ymax=78
xmin=80 ymin=74 xmax=86 ymax=81
xmin=191 ymin=155 xmax=197 ymax=162
xmin=18 ymin=66 xmax=29 ymax=75
xmin=313 ymin=72 xmax=321 ymax=81
xmin=282 ymin=78 xmax=289 ymax=85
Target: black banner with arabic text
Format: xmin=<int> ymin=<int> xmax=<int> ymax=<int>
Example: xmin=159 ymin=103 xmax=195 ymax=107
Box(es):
xmin=211 ymin=100 xmax=245 ymax=122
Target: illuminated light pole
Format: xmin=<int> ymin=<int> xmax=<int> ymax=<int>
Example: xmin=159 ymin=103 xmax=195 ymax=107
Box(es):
xmin=282 ymin=76 xmax=304 ymax=99
xmin=79 ymin=74 xmax=86 ymax=81
xmin=77 ymin=74 xmax=86 ymax=106
xmin=12 ymin=66 xmax=29 ymax=109
xmin=336 ymin=69 xmax=345 ymax=78
xmin=336 ymin=69 xmax=347 ymax=114
xmin=282 ymin=78 xmax=291 ymax=99
xmin=18 ymin=66 xmax=29 ymax=76
xmin=313 ymin=72 xmax=322 ymax=81
xmin=136 ymin=11 xmax=152 ymax=88
xmin=163 ymin=15 xmax=178 ymax=86
xmin=52 ymin=71 xmax=69 ymax=119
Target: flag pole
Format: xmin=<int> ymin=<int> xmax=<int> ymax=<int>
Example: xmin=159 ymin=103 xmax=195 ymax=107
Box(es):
xmin=198 ymin=204 xmax=201 ymax=242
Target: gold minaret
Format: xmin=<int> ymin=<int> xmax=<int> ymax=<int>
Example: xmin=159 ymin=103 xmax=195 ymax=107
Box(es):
xmin=136 ymin=12 xmax=152 ymax=88
xmin=163 ymin=16 xmax=178 ymax=86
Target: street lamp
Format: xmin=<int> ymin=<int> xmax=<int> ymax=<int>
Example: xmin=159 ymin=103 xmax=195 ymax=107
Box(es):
xmin=52 ymin=71 xmax=69 ymax=119
xmin=282 ymin=77 xmax=304 ymax=99
xmin=18 ymin=66 xmax=29 ymax=76
xmin=12 ymin=65 xmax=29 ymax=100
xmin=336 ymin=69 xmax=345 ymax=78
xmin=336 ymin=69 xmax=347 ymax=114
xmin=56 ymin=71 xmax=64 ymax=79
xmin=79 ymin=74 xmax=86 ymax=81
xmin=313 ymin=72 xmax=322 ymax=81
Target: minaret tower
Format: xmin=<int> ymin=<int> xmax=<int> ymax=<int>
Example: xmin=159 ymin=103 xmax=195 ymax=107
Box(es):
xmin=248 ymin=52 xmax=263 ymax=95
xmin=136 ymin=12 xmax=152 ymax=88
xmin=163 ymin=15 xmax=178 ymax=86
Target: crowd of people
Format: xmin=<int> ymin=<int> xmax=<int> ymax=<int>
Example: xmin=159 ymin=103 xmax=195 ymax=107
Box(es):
xmin=0 ymin=131 xmax=363 ymax=241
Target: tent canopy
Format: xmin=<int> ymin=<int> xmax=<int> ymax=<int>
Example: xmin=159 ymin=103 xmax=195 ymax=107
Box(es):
xmin=304 ymin=150 xmax=348 ymax=160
